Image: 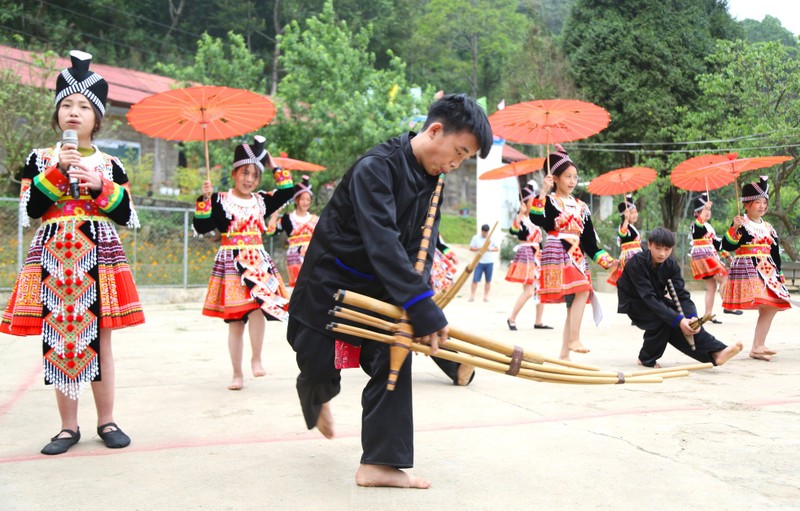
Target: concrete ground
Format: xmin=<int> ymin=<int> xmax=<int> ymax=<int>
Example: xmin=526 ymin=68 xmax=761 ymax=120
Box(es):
xmin=1 ymin=249 xmax=799 ymax=511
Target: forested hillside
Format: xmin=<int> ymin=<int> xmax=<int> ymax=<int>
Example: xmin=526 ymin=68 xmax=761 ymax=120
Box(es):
xmin=1 ymin=0 xmax=798 ymax=248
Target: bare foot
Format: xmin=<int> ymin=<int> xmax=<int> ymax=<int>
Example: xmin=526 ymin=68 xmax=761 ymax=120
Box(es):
xmin=456 ymin=364 xmax=474 ymax=386
xmin=316 ymin=402 xmax=334 ymax=439
xmin=637 ymin=359 xmax=661 ymax=368
xmin=758 ymin=347 xmax=778 ymax=355
xmin=749 ymin=351 xmax=771 ymax=362
xmin=355 ymin=464 xmax=431 ymax=489
xmin=713 ymin=342 xmax=743 ymax=366
xmin=228 ymin=375 xmax=243 ymax=390
xmin=252 ymin=361 xmax=267 ymax=377
xmin=568 ymin=341 xmax=590 ymax=354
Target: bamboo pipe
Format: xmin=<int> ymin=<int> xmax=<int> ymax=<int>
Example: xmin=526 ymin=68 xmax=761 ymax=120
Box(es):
xmin=335 ymin=289 xmax=601 ymax=372
xmin=331 ymin=307 xmax=618 ymax=379
xmin=689 ymin=314 xmax=715 ymax=330
xmin=386 ymin=175 xmax=446 ymax=391
xmin=666 ymin=278 xmax=696 ymax=351
xmin=629 ymin=362 xmax=712 ymax=377
xmin=329 ymin=305 xmax=710 ymax=382
xmin=329 ymin=322 xmax=663 ymax=384
xmin=435 ymin=222 xmax=499 ymax=309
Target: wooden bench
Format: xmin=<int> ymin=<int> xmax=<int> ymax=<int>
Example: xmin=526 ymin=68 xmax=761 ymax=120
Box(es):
xmin=783 ymin=260 xmax=800 ymax=292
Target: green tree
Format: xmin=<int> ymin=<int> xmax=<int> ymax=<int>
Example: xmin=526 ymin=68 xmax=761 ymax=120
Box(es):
xmin=677 ymin=40 xmax=800 ymax=259
xmin=0 ymin=47 xmax=58 ymax=194
xmin=561 ymin=0 xmax=741 ymax=229
xmin=270 ymin=0 xmax=429 ymax=202
xmin=740 ymin=15 xmax=798 ymax=47
xmin=403 ymin=0 xmax=531 ymax=99
xmin=498 ymin=22 xmax=578 ymax=103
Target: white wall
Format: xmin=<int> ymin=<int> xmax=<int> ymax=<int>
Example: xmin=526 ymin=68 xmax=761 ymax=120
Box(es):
xmin=475 ymin=141 xmax=522 ymax=235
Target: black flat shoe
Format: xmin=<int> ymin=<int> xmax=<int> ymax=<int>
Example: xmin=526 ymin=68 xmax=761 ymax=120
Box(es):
xmin=506 ymin=319 xmax=517 ymax=331
xmin=534 ymin=324 xmax=554 ymax=330
xmin=710 ymin=318 xmax=723 ymax=324
xmin=41 ymin=428 xmax=80 ymax=455
xmin=97 ymin=422 xmax=131 ymax=449
xmin=723 ymin=309 xmax=743 ymax=315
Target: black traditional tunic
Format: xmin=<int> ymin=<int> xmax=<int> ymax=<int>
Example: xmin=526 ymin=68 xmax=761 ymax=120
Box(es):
xmin=617 ymin=249 xmax=727 ymax=367
xmin=288 ymin=132 xmax=444 ymax=469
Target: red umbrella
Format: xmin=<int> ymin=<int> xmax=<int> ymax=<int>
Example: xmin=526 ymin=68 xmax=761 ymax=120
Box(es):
xmin=587 ymin=167 xmax=657 ymax=196
xmin=127 ymin=85 xmax=276 ymax=179
xmin=479 ymin=157 xmax=546 ymax=180
xmin=488 ymin=99 xmax=610 ymax=146
xmin=273 ymin=152 xmax=326 ymax=172
xmin=671 ymin=153 xmax=792 ymax=212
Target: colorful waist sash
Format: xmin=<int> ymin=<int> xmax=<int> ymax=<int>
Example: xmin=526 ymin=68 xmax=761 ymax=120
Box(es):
xmin=221 ymin=232 xmax=262 ymax=250
xmin=621 ymin=241 xmax=641 ymax=251
xmin=692 ymin=238 xmax=713 ymax=247
xmin=288 ymin=233 xmax=313 ymax=246
xmin=41 ymin=198 xmax=110 ymax=225
xmin=734 ymin=244 xmax=770 ymax=258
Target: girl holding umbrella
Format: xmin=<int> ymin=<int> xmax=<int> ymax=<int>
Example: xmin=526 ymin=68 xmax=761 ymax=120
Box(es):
xmin=194 ymin=136 xmax=294 ymax=389
xmin=689 ymin=193 xmax=738 ymax=323
xmin=506 ymin=180 xmax=551 ymax=331
xmin=530 ymin=145 xmax=616 ymax=360
xmin=721 ymin=176 xmax=798 ymax=361
xmin=606 ymin=194 xmax=643 ymax=287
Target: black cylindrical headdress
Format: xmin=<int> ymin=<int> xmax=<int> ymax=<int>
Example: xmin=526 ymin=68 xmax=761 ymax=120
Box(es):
xmin=521 ymin=180 xmax=538 ymax=202
xmin=54 ymin=50 xmax=108 ymax=117
xmin=233 ymin=135 xmax=268 ymax=172
xmin=741 ymin=175 xmax=769 ymax=202
xmin=293 ymin=175 xmax=313 ymax=200
xmin=545 ymin=144 xmax=575 ymax=176
xmin=617 ymin=194 xmax=636 ymax=215
xmin=693 ymin=192 xmax=709 ymax=213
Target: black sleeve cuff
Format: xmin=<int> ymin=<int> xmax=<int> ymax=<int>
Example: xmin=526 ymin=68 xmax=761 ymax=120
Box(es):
xmin=406 ymin=296 xmax=447 ymax=337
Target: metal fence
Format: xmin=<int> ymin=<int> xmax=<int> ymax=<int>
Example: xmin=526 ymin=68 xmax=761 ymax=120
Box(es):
xmin=0 ymin=196 xmax=795 ymax=290
xmin=0 ymin=197 xmax=287 ymax=290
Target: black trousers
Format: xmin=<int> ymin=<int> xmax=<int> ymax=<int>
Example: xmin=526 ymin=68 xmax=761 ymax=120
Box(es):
xmin=287 ymin=318 xmax=415 ymax=468
xmin=637 ymin=322 xmax=727 ymax=367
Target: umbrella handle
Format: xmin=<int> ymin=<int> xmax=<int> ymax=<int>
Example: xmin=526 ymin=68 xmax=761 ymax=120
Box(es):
xmin=202 ymin=125 xmax=211 ymax=182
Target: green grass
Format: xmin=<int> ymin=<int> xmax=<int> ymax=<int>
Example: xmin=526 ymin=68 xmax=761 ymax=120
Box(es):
xmin=439 ymin=214 xmax=476 ymax=244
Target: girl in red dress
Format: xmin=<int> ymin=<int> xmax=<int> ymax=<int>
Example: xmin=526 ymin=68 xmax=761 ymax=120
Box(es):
xmin=689 ymin=193 xmax=737 ymax=323
xmin=194 ymin=136 xmax=294 ymax=389
xmin=721 ymin=176 xmax=798 ymax=361
xmin=530 ymin=145 xmax=615 ymax=360
xmin=606 ymin=195 xmax=642 ymax=287
xmin=506 ymin=181 xmax=550 ymax=331
xmin=267 ymin=175 xmax=318 ymax=287
xmin=1 ymin=51 xmax=144 ymax=454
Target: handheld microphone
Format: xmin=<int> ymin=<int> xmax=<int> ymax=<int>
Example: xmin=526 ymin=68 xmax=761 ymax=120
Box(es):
xmin=62 ymin=129 xmax=80 ymax=199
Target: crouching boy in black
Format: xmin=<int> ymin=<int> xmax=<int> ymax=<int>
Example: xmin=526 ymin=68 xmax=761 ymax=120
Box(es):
xmin=617 ymin=227 xmax=742 ymax=368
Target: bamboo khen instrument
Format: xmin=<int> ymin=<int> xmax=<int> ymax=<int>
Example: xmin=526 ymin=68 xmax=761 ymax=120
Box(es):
xmin=386 ymin=175 xmax=445 ymax=391
xmin=327 ymin=289 xmax=712 ymax=385
xmin=328 ymin=177 xmax=711 ymax=388
xmin=689 ymin=313 xmax=715 ymax=330
xmin=666 ymin=278 xmax=696 ymax=351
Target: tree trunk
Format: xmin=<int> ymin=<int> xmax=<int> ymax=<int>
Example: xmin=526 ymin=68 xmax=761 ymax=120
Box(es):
xmin=270 ymin=0 xmax=282 ymax=96
xmin=166 ymin=0 xmax=186 ymax=40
